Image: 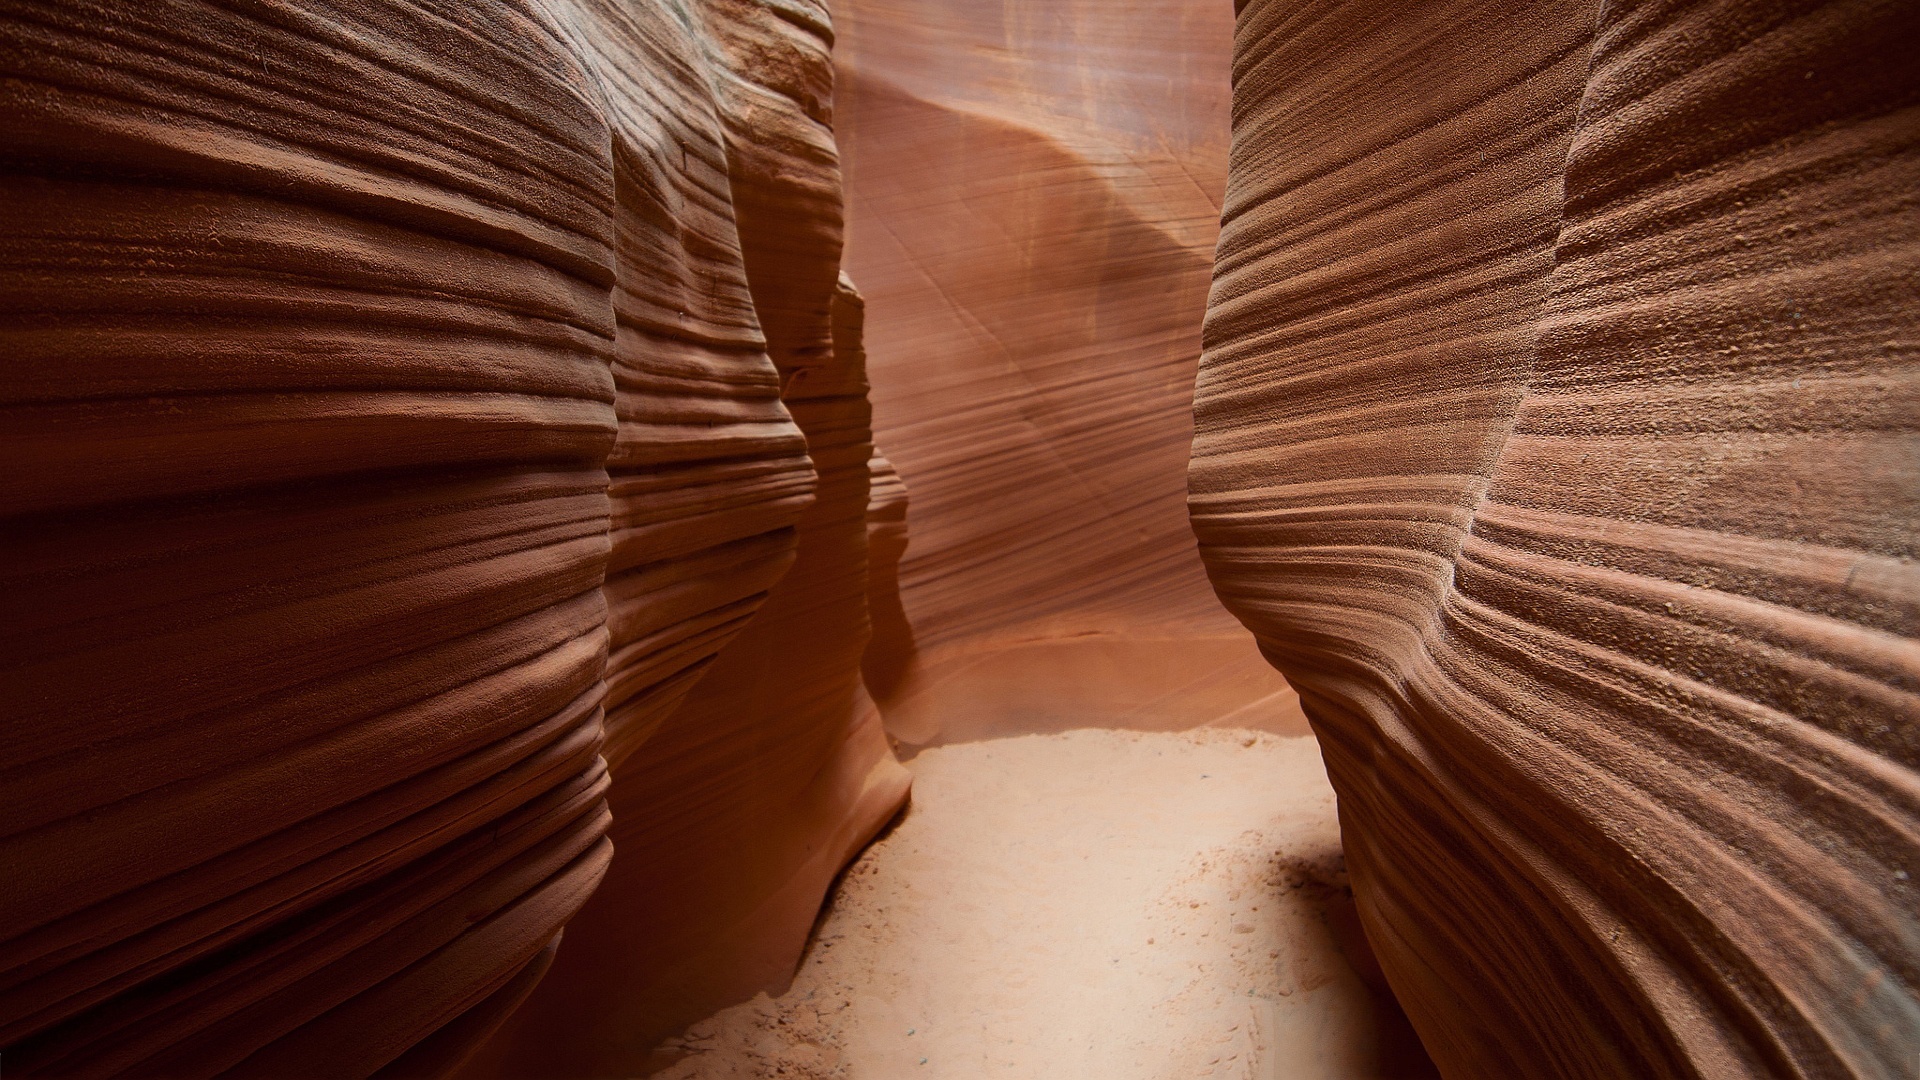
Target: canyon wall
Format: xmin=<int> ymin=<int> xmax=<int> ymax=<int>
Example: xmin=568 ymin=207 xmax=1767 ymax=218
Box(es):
xmin=467 ymin=5 xmax=910 ymax=1075
xmin=0 ymin=1 xmax=902 ymax=1075
xmin=834 ymin=0 xmax=1307 ymax=746
xmin=1191 ymin=1 xmax=1920 ymax=1077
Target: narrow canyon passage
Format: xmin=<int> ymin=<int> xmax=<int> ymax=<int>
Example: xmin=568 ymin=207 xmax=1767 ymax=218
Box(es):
xmin=606 ymin=5 xmax=1450 ymax=1070
xmin=654 ymin=730 xmax=1431 ymax=1080
xmin=2 ymin=2 xmax=1913 ymax=1079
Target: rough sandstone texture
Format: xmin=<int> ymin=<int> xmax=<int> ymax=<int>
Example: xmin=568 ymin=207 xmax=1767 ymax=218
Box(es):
xmin=1191 ymin=1 xmax=1920 ymax=1077
xmin=834 ymin=0 xmax=1311 ymax=746
xmin=0 ymin=1 xmax=902 ymax=1076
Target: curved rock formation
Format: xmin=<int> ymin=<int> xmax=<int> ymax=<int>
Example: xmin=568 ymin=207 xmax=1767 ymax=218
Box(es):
xmin=862 ymin=449 xmax=914 ymax=704
xmin=449 ymin=8 xmax=909 ymax=1078
xmin=1 ymin=0 xmax=903 ymax=1075
xmin=480 ymin=264 xmax=911 ymax=1075
xmin=1191 ymin=1 xmax=1920 ymax=1076
xmin=835 ymin=0 xmax=1306 ymax=746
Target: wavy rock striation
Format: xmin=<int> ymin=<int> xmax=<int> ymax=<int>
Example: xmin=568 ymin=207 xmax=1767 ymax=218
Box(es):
xmin=1 ymin=0 xmax=902 ymax=1076
xmin=426 ymin=5 xmax=911 ymax=1077
xmin=836 ymin=0 xmax=1307 ymax=746
xmin=1191 ymin=1 xmax=1920 ymax=1076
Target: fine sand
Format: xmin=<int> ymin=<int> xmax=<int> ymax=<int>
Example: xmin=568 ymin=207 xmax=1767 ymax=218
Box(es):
xmin=649 ymin=729 xmax=1434 ymax=1079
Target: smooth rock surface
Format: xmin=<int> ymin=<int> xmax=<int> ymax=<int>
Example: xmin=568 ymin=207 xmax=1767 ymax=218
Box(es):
xmin=835 ymin=0 xmax=1307 ymax=746
xmin=1191 ymin=2 xmax=1920 ymax=1076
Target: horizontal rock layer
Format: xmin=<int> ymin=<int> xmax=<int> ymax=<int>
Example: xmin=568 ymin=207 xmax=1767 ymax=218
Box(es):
xmin=1 ymin=0 xmax=903 ymax=1075
xmin=1191 ymin=0 xmax=1919 ymax=1076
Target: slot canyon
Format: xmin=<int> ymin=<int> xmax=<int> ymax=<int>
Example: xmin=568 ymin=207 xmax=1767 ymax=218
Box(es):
xmin=0 ymin=1 xmax=1913 ymax=1078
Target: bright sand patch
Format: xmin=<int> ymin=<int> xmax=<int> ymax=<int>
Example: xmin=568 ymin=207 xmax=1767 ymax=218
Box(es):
xmin=650 ymin=729 xmax=1433 ymax=1079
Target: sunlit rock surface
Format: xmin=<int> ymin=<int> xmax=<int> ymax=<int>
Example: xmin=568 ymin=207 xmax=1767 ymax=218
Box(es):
xmin=0 ymin=1 xmax=902 ymax=1075
xmin=1191 ymin=1 xmax=1920 ymax=1076
xmin=835 ymin=0 xmax=1306 ymax=746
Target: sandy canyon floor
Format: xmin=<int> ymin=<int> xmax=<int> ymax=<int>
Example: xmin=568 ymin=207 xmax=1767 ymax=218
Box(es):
xmin=650 ymin=729 xmax=1433 ymax=1079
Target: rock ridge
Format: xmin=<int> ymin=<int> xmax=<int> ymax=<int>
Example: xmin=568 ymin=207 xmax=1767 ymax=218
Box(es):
xmin=1192 ymin=2 xmax=1920 ymax=1076
xmin=0 ymin=1 xmax=905 ymax=1075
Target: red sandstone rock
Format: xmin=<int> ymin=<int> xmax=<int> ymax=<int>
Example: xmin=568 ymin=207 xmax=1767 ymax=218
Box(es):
xmin=1191 ymin=1 xmax=1920 ymax=1075
xmin=445 ymin=6 xmax=909 ymax=1077
xmin=835 ymin=0 xmax=1307 ymax=746
xmin=478 ymin=262 xmax=910 ymax=1078
xmin=0 ymin=0 xmax=902 ymax=1075
xmin=18 ymin=0 xmax=1910 ymax=1074
xmin=862 ymin=448 xmax=913 ymax=704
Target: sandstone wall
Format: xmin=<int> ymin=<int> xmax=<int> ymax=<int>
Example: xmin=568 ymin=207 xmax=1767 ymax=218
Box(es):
xmin=1191 ymin=1 xmax=1920 ymax=1076
xmin=835 ymin=0 xmax=1306 ymax=746
xmin=470 ymin=5 xmax=908 ymax=1075
xmin=0 ymin=1 xmax=902 ymax=1075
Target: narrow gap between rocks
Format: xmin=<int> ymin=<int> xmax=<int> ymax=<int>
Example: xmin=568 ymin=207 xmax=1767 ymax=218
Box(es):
xmin=633 ymin=5 xmax=1443 ymax=1076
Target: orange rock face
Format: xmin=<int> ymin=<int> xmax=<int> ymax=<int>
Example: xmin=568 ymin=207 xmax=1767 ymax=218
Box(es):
xmin=1191 ymin=2 xmax=1920 ymax=1076
xmin=1 ymin=0 xmax=901 ymax=1075
xmin=835 ymin=0 xmax=1307 ymax=745
xmin=470 ymin=5 xmax=909 ymax=1076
